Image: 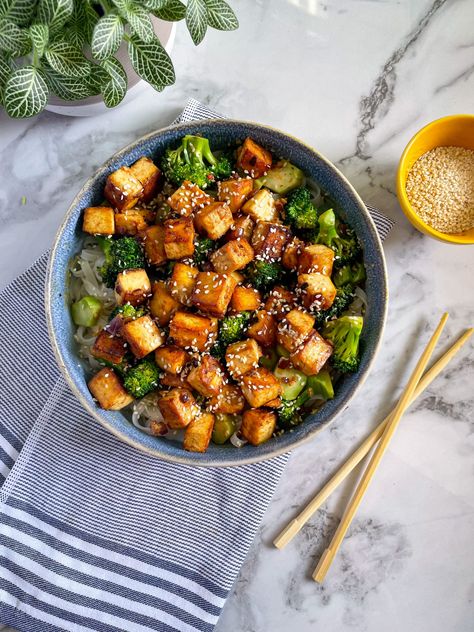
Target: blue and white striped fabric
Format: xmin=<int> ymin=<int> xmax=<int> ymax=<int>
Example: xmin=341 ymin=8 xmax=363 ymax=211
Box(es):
xmin=0 ymin=100 xmax=394 ymax=632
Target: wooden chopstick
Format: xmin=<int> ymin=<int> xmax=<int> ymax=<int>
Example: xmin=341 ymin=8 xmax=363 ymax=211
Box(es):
xmin=312 ymin=312 xmax=449 ymax=583
xmin=273 ymin=327 xmax=473 ymax=550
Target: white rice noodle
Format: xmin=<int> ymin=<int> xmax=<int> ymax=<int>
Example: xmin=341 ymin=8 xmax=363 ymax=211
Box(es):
xmin=132 ymin=393 xmax=165 ymax=435
xmin=347 ymin=286 xmax=368 ymax=317
xmin=230 ymin=432 xmax=247 ymax=448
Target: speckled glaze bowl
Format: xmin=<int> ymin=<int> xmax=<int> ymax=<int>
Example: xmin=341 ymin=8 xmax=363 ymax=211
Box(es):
xmin=46 ymin=120 xmax=388 ymax=466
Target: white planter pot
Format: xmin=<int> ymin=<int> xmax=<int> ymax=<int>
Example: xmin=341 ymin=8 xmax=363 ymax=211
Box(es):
xmin=45 ymin=20 xmax=176 ymax=117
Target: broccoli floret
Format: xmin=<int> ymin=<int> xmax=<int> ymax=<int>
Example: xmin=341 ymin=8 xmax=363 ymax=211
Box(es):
xmin=109 ymin=304 xmax=147 ymax=321
xmin=333 ymin=261 xmax=366 ymax=288
xmin=161 ymin=135 xmax=232 ymax=189
xmin=314 ymin=286 xmax=355 ymax=326
xmin=245 ymin=260 xmax=282 ymax=292
xmin=210 ymin=312 xmax=251 ymax=359
xmin=284 ymin=187 xmax=318 ymax=230
xmin=123 ymin=359 xmax=160 ymax=399
xmin=194 ymin=237 xmax=215 ymax=267
xmin=314 ymin=209 xmax=361 ymax=266
xmin=276 ymin=389 xmax=312 ymax=430
xmin=98 ymin=237 xmax=145 ymax=288
xmin=323 ymin=315 xmax=363 ymax=373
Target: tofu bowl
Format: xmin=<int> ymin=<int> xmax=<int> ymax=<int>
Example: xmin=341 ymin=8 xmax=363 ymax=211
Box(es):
xmin=46 ymin=120 xmax=387 ymax=466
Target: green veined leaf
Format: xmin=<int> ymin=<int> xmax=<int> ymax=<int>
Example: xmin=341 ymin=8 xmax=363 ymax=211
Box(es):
xmin=87 ymin=62 xmax=109 ymax=93
xmin=101 ymin=56 xmax=127 ymax=107
xmin=113 ymin=0 xmax=154 ymax=43
xmin=63 ymin=0 xmax=87 ymax=49
xmin=4 ymin=65 xmax=48 ymax=117
xmin=91 ymin=14 xmax=124 ymax=61
xmin=0 ymin=0 xmax=37 ymax=26
xmin=0 ymin=18 xmax=30 ymax=53
xmin=83 ymin=1 xmax=100 ymax=40
xmin=63 ymin=23 xmax=85 ymax=49
xmin=45 ymin=40 xmax=90 ymax=77
xmin=205 ymin=0 xmax=238 ymax=31
xmin=44 ymin=63 xmax=95 ymax=100
xmin=29 ymin=23 xmax=49 ymax=58
xmin=127 ymin=33 xmax=175 ymax=88
xmin=37 ymin=0 xmax=73 ymax=33
xmin=185 ymin=0 xmax=207 ymax=45
xmin=145 ymin=0 xmax=186 ymax=21
xmin=0 ymin=51 xmax=12 ymax=102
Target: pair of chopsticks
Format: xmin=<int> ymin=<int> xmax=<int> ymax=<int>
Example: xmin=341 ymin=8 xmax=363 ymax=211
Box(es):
xmin=273 ymin=314 xmax=473 ymax=583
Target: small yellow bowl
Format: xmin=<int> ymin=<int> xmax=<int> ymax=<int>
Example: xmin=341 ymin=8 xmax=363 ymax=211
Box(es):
xmin=397 ymin=114 xmax=474 ymax=244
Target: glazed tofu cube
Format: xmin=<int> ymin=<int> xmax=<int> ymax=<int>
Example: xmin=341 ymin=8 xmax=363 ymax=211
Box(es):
xmin=164 ymin=217 xmax=195 ymax=259
xmin=277 ymin=308 xmax=315 ymax=353
xmin=184 ymin=412 xmax=215 ymax=453
xmin=88 ymin=368 xmax=133 ymax=410
xmin=264 ymin=286 xmax=296 ymax=316
xmin=115 ymin=269 xmax=151 ymax=306
xmin=191 ymin=271 xmax=236 ymax=318
xmin=129 ymin=156 xmax=161 ymax=203
xmin=298 ymin=244 xmax=335 ymax=276
xmin=290 ymin=330 xmax=333 ymax=375
xmin=247 ymin=310 xmax=277 ymax=347
xmin=158 ymin=388 xmax=197 ymax=428
xmin=161 ymin=372 xmax=187 ymax=388
xmin=210 ymin=238 xmax=254 ymax=273
xmin=167 ymin=181 xmax=212 ymax=216
xmin=237 ymin=137 xmax=272 ymax=178
xmin=169 ymin=311 xmax=218 ymax=352
xmin=169 ymin=262 xmax=199 ymax=306
xmin=186 ymin=354 xmax=224 ymax=397
xmin=149 ymin=420 xmax=168 ymax=436
xmin=265 ymin=397 xmax=282 ymax=409
xmin=240 ymin=367 xmax=282 ymax=408
xmin=230 ymin=285 xmax=262 ymax=312
xmin=218 ymin=177 xmax=254 ymax=212
xmin=225 ymin=338 xmax=262 ymax=379
xmin=282 ymin=236 xmax=303 ymax=270
xmin=242 ymin=189 xmax=278 ymax=222
xmin=104 ymin=166 xmax=143 ymax=211
xmin=154 ymin=345 xmax=189 ymax=374
xmin=251 ymin=221 xmax=291 ymax=261
xmin=298 ymin=273 xmax=337 ymax=311
xmin=149 ymin=281 xmax=179 ymax=326
xmin=208 ymin=384 xmax=245 ymax=414
xmin=82 ymin=207 xmax=115 ymax=236
xmin=142 ymin=224 xmax=167 ymax=266
xmin=92 ymin=330 xmax=127 ymax=365
xmin=240 ymin=408 xmax=276 ymax=446
xmin=226 ymin=213 xmax=255 ymax=242
xmin=194 ymin=202 xmax=233 ymax=240
xmin=122 ymin=315 xmax=164 ymax=359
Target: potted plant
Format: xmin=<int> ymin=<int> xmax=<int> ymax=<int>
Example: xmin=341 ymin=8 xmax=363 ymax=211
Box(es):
xmin=0 ymin=0 xmax=238 ymax=118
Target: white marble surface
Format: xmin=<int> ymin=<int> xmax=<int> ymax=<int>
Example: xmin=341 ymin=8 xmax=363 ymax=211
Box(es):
xmin=1 ymin=0 xmax=473 ymax=630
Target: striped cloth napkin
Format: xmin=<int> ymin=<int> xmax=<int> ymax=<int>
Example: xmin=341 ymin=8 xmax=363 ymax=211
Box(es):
xmin=0 ymin=99 xmax=393 ymax=632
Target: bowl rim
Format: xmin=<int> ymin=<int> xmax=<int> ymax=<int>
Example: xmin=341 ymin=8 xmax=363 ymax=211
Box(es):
xmin=396 ymin=113 xmax=474 ymax=245
xmin=45 ymin=119 xmax=388 ymax=467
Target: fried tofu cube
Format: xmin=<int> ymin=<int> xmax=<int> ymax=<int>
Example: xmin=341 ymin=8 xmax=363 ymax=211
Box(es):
xmin=161 ymin=372 xmax=188 ymax=388
xmin=194 ymin=202 xmax=233 ymax=240
xmin=104 ymin=166 xmax=143 ymax=211
xmin=169 ymin=311 xmax=218 ymax=352
xmin=82 ymin=206 xmax=115 ymax=236
xmin=142 ymin=224 xmax=167 ymax=266
xmin=230 ymin=285 xmax=262 ymax=312
xmin=115 ymin=208 xmax=155 ymax=236
xmin=191 ymin=271 xmax=236 ymax=318
xmin=240 ymin=408 xmax=276 ymax=446
xmin=298 ymin=244 xmax=335 ymax=276
xmin=149 ymin=281 xmax=179 ymax=326
xmin=237 ymin=137 xmax=273 ymax=178
xmin=265 ymin=397 xmax=282 ymax=409
xmin=218 ymin=177 xmax=254 ymax=212
xmin=290 ymin=330 xmax=333 ymax=375
xmin=251 ymin=221 xmax=291 ymax=261
xmin=210 ymin=238 xmax=254 ymax=273
xmin=115 ymin=268 xmax=151 ymax=306
xmin=282 ymin=236 xmax=303 ymax=270
xmin=169 ymin=263 xmax=199 ymax=306
xmin=226 ymin=213 xmax=255 ymax=242
xmin=277 ymin=308 xmax=315 ymax=353
xmin=242 ymin=189 xmax=279 ymax=222
xmin=88 ymin=368 xmax=133 ymax=410
xmin=225 ymin=338 xmax=262 ymax=379
xmin=167 ymin=181 xmax=212 ymax=217
xmin=264 ymin=285 xmax=296 ymax=316
xmin=122 ymin=315 xmax=164 ymax=359
xmin=129 ymin=156 xmax=161 ymax=203
xmin=208 ymin=384 xmax=245 ymax=414
xmin=184 ymin=412 xmax=215 ymax=453
xmin=240 ymin=367 xmax=282 ymax=408
xmin=186 ymin=354 xmax=224 ymax=397
xmin=298 ymin=273 xmax=337 ymax=311
xmin=154 ymin=345 xmax=189 ymax=374
xmin=247 ymin=310 xmax=277 ymax=347
xmin=158 ymin=388 xmax=197 ymax=429
xmin=92 ymin=330 xmax=127 ymax=365
xmin=164 ymin=217 xmax=195 ymax=259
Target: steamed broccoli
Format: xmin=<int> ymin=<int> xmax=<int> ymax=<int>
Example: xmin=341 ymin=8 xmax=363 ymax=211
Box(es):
xmin=245 ymin=260 xmax=282 ymax=292
xmin=98 ymin=237 xmax=145 ymax=288
xmin=194 ymin=237 xmax=215 ymax=266
xmin=284 ymin=187 xmax=318 ymax=230
xmin=314 ymin=286 xmax=355 ymax=327
xmin=323 ymin=315 xmax=363 ymax=373
xmin=276 ymin=389 xmax=312 ymax=429
xmin=211 ymin=312 xmax=251 ymax=359
xmin=314 ymin=209 xmax=361 ymax=266
xmin=161 ymin=135 xmax=232 ymax=189
xmin=333 ymin=261 xmax=366 ymax=288
xmin=123 ymin=359 xmax=160 ymax=399
xmin=109 ymin=304 xmax=147 ymax=321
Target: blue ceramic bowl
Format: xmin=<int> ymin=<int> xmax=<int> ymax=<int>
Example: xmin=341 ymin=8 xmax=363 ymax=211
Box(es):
xmin=46 ymin=120 xmax=388 ymax=466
